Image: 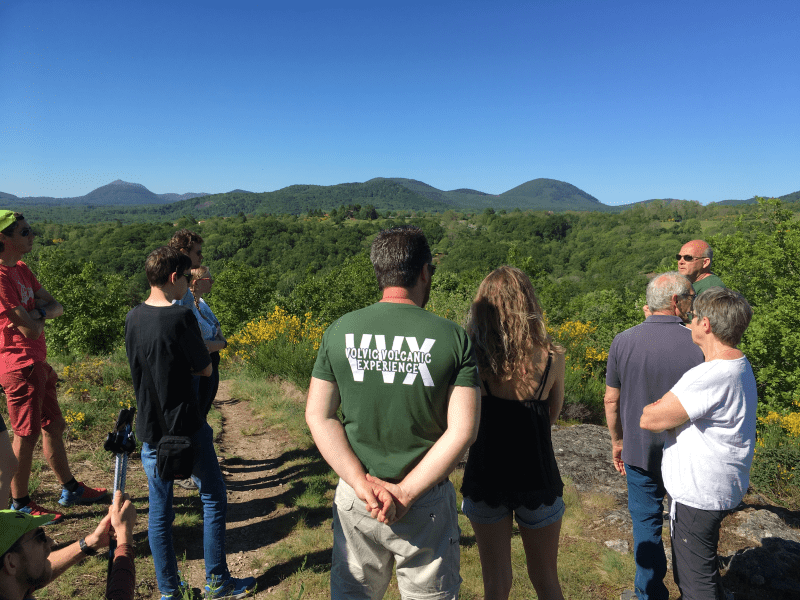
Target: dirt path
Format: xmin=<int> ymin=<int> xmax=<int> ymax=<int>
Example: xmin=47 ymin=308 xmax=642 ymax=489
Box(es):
xmin=179 ymin=379 xmax=298 ymax=597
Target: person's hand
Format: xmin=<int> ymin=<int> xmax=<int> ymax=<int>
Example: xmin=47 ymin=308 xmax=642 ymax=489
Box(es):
xmin=84 ymin=512 xmax=113 ymax=552
xmin=109 ymin=490 xmax=136 ymax=545
xmin=365 ymin=474 xmax=413 ymax=524
xmin=611 ymin=442 xmax=626 ymax=475
xmin=352 ymin=477 xmax=396 ymax=524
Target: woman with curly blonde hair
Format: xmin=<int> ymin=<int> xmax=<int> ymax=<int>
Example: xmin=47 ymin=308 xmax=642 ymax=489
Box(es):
xmin=462 ymin=266 xmax=566 ymax=600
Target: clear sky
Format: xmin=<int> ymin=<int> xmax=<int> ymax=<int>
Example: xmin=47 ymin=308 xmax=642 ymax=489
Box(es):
xmin=1 ymin=0 xmax=798 ymax=205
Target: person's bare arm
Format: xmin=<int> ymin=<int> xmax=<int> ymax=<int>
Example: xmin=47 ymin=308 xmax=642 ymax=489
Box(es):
xmin=305 ymin=377 xmax=394 ymax=522
xmin=367 ymin=384 xmax=480 ymax=523
xmin=48 ymin=512 xmax=112 ymax=581
xmin=604 ymin=385 xmax=625 ymax=475
xmin=4 ymin=288 xmax=63 ymax=339
xmin=5 ymin=305 xmax=45 ymax=339
xmin=640 ymin=391 xmax=690 ymax=433
xmin=192 ymin=361 xmax=213 ymax=377
xmin=205 ymin=338 xmax=226 ymax=353
xmin=32 ymin=287 xmax=64 ymax=319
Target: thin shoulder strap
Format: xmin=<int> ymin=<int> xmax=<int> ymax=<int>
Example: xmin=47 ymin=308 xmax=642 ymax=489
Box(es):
xmin=533 ymin=351 xmax=553 ymax=402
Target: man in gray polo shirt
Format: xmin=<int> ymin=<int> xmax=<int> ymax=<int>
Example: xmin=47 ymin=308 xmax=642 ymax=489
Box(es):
xmin=604 ymin=272 xmax=704 ymax=600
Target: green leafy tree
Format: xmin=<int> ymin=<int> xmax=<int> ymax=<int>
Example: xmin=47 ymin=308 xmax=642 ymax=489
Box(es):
xmin=280 ymin=252 xmax=379 ymax=323
xmin=34 ymin=248 xmax=129 ymax=355
xmin=711 ymin=198 xmax=800 ymax=412
xmin=209 ymin=262 xmax=277 ymax=334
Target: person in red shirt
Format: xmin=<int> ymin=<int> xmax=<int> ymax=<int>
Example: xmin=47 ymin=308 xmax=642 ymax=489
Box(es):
xmin=0 ymin=211 xmax=106 ymax=523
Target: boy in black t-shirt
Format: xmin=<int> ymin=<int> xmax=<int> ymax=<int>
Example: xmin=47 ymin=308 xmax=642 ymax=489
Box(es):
xmin=124 ymin=247 xmax=255 ymax=600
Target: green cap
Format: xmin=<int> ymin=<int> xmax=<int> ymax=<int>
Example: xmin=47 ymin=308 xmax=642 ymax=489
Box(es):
xmin=0 ymin=210 xmax=16 ymax=232
xmin=0 ymin=509 xmax=53 ymax=556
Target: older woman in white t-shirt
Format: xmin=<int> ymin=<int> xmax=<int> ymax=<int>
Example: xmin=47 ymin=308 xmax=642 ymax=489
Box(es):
xmin=641 ymin=286 xmax=756 ymax=600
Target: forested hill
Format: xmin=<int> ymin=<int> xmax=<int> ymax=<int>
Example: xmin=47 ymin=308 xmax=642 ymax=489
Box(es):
xmin=2 ymin=179 xmax=209 ymax=207
xmin=4 ymin=177 xmax=798 ymax=224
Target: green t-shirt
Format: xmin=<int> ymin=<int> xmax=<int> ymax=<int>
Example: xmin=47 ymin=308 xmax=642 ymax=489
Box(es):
xmin=693 ymin=273 xmax=725 ymax=296
xmin=312 ymin=302 xmax=479 ymax=480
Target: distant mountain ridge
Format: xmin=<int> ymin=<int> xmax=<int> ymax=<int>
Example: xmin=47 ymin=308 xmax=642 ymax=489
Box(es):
xmin=1 ymin=178 xmax=797 ymax=216
xmin=3 ymin=179 xmax=209 ymax=206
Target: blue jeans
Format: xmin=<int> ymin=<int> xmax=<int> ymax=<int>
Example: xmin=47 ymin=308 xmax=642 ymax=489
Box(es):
xmin=141 ymin=423 xmax=229 ymax=594
xmin=625 ymin=464 xmax=668 ymax=600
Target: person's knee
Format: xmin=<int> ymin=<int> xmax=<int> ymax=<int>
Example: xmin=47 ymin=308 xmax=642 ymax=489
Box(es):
xmin=484 ymin=572 xmax=512 ymax=599
xmin=0 ymin=444 xmax=18 ymax=476
xmin=13 ymin=432 xmax=41 ymax=452
xmin=42 ymin=416 xmax=67 ymax=437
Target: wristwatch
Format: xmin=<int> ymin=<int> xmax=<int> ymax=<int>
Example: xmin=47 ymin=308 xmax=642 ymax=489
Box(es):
xmin=79 ymin=537 xmax=98 ymax=556
xmin=36 ymin=307 xmax=46 ymax=319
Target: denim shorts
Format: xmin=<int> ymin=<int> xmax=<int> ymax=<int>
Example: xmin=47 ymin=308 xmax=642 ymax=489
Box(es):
xmin=462 ymin=495 xmax=565 ymax=529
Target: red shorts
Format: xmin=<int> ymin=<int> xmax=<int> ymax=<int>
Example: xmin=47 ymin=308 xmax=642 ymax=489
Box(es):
xmin=0 ymin=362 xmax=62 ymax=437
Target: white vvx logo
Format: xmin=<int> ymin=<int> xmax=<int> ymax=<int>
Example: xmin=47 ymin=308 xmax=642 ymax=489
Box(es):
xmin=345 ymin=334 xmax=436 ymax=387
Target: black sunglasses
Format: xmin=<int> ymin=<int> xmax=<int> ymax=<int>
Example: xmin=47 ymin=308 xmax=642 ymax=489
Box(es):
xmin=19 ymin=227 xmax=33 ymax=237
xmin=676 ymin=254 xmax=704 ymax=262
xmin=177 ymin=272 xmax=191 ymax=282
xmin=15 ymin=528 xmax=48 ymax=550
xmin=428 ymin=263 xmax=436 ymax=276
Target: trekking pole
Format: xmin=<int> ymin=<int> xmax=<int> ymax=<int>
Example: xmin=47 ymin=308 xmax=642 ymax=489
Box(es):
xmin=103 ymin=408 xmax=137 ymax=581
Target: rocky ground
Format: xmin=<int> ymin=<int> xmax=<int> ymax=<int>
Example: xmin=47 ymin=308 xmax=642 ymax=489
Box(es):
xmin=551 ymin=424 xmax=800 ymax=600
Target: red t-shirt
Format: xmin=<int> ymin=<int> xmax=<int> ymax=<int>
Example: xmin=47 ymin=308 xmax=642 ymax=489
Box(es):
xmin=0 ymin=261 xmax=46 ymax=373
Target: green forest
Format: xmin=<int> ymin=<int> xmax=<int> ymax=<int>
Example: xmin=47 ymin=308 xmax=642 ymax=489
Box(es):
xmin=12 ymin=195 xmax=799 ymax=504
xmin=20 ymin=196 xmax=798 ymax=415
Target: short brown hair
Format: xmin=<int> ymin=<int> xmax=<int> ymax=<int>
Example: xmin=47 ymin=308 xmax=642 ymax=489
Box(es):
xmin=694 ymin=287 xmax=752 ymax=346
xmin=169 ymin=229 xmax=204 ymax=253
xmin=145 ymin=246 xmax=192 ymax=287
xmin=370 ymin=226 xmax=431 ymax=290
xmin=0 ymin=212 xmax=24 ymax=253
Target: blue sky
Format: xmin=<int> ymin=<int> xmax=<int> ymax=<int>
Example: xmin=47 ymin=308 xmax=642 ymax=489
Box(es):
xmin=2 ymin=0 xmax=798 ymax=205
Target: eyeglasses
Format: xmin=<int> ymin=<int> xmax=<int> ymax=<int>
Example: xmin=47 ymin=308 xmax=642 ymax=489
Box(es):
xmin=197 ymin=277 xmax=213 ymax=282
xmin=15 ymin=528 xmax=48 ymax=550
xmin=178 ymin=273 xmax=191 ymax=282
xmin=19 ymin=228 xmax=33 ymax=237
xmin=681 ymin=293 xmax=696 ymax=321
xmin=676 ymin=254 xmax=704 ymax=262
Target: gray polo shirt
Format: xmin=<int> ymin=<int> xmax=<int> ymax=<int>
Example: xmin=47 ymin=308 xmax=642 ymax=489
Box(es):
xmin=606 ymin=315 xmax=704 ymax=473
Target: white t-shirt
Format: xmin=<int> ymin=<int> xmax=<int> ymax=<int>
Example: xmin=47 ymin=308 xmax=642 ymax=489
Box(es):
xmin=662 ymin=356 xmax=758 ymax=511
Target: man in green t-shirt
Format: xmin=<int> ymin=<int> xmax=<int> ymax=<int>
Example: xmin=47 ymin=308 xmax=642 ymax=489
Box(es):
xmin=677 ymin=239 xmax=725 ymax=295
xmin=306 ymin=226 xmax=480 ymax=600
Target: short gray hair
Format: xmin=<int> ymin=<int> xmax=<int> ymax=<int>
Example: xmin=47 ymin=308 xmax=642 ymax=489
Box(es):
xmin=646 ymin=272 xmax=693 ymax=312
xmin=694 ymin=287 xmax=752 ymax=346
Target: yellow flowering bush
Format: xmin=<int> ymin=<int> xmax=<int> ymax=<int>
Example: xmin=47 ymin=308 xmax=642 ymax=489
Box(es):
xmin=751 ymin=399 xmax=800 ymax=503
xmin=548 ymin=320 xmax=609 ymax=408
xmin=62 ymin=358 xmax=107 ymax=387
xmin=223 ymin=306 xmax=326 ymax=362
xmin=759 ymin=409 xmax=800 ymax=439
xmin=549 ymin=320 xmax=608 ymax=373
xmin=63 ymin=409 xmax=86 ymax=440
xmin=223 ymin=305 xmax=327 ymax=389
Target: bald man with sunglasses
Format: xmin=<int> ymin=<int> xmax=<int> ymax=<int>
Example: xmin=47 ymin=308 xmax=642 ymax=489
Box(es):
xmin=643 ymin=240 xmax=726 ymax=318
xmin=676 ymin=240 xmax=725 ymax=296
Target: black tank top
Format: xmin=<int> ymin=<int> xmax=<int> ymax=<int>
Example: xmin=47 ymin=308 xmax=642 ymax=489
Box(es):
xmin=461 ymin=353 xmax=564 ymax=509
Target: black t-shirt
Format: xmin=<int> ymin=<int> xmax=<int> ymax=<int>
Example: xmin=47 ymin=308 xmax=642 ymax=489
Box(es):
xmin=124 ymin=303 xmax=211 ymax=445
